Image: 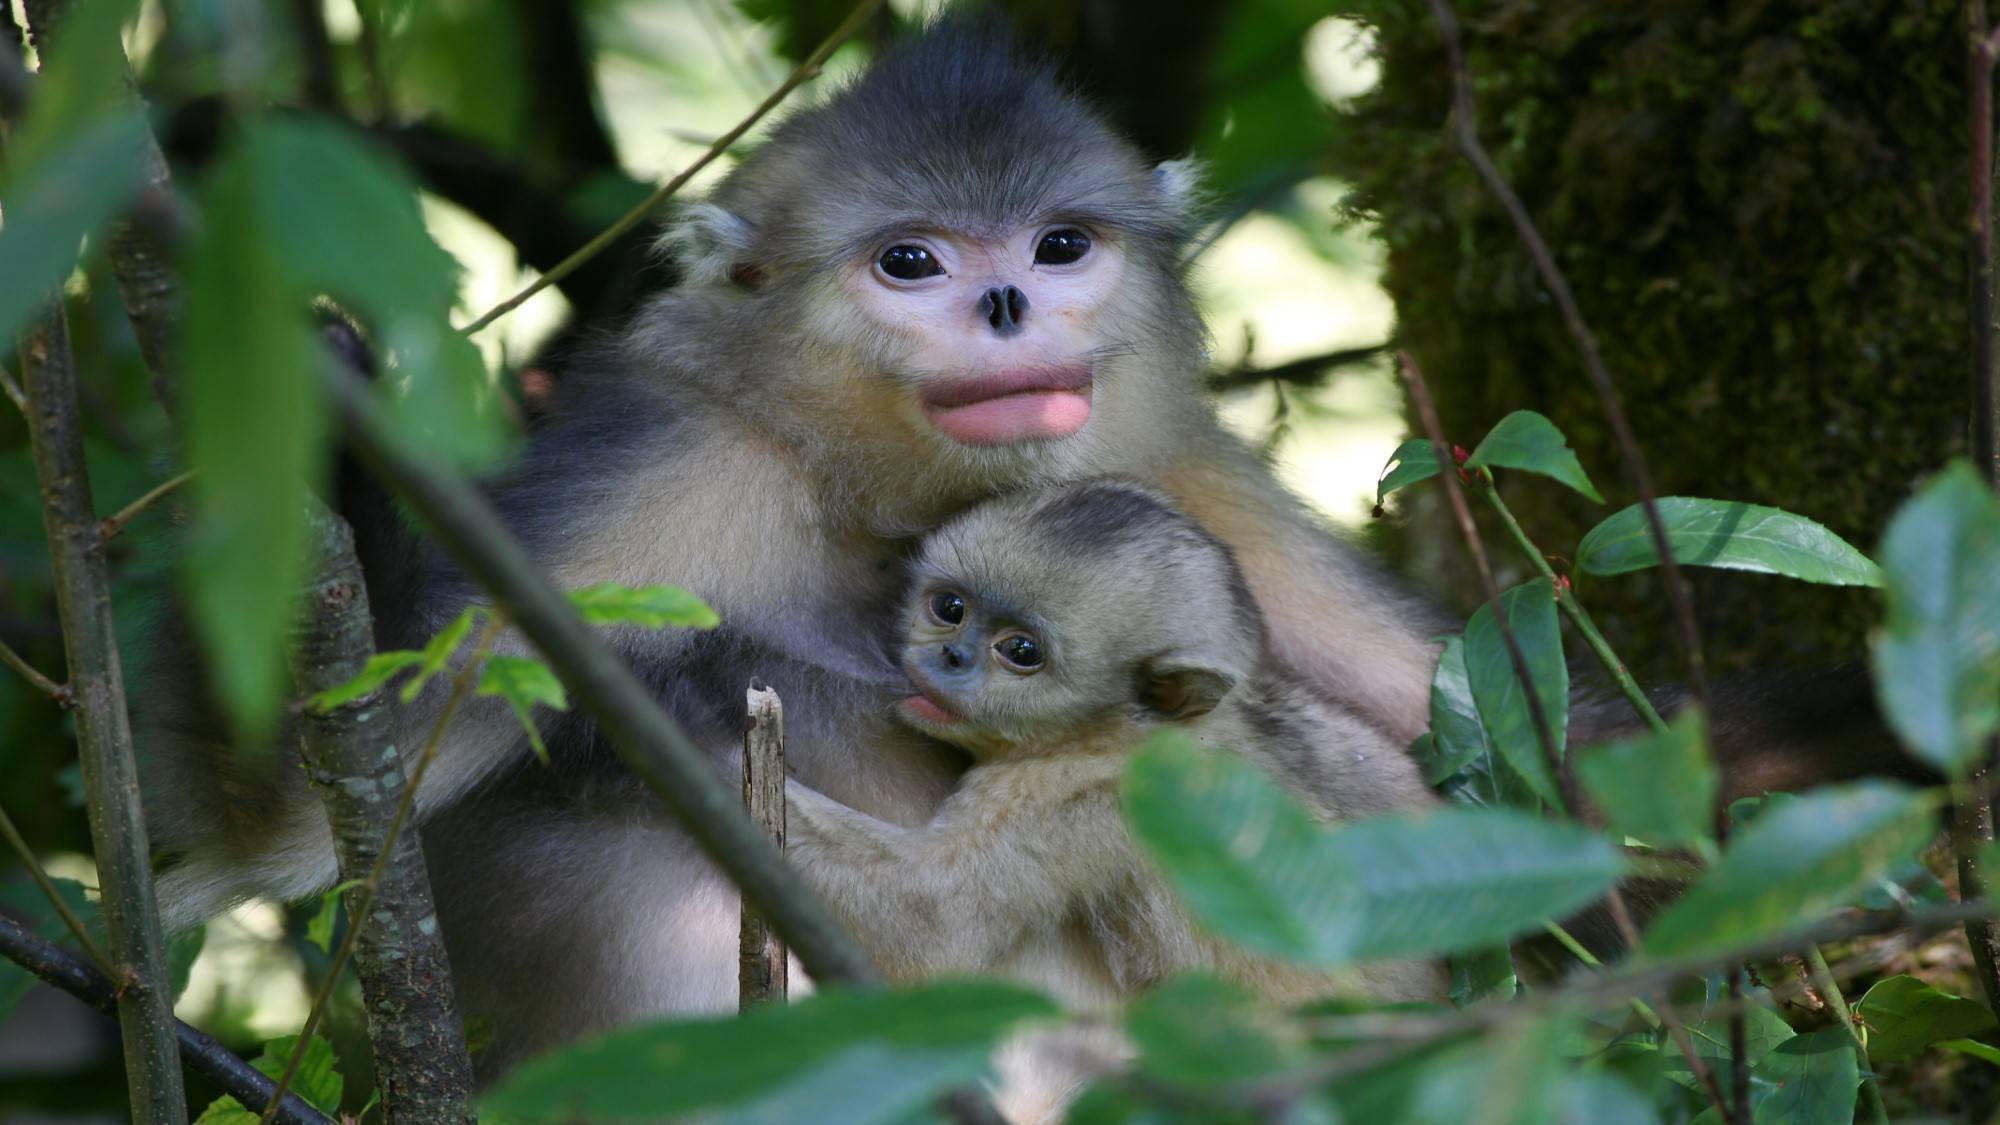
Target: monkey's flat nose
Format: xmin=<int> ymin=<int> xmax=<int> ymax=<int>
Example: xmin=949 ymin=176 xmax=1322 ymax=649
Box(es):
xmin=978 ymin=285 xmax=1028 ymax=334
xmin=941 ymin=643 xmax=967 ymax=670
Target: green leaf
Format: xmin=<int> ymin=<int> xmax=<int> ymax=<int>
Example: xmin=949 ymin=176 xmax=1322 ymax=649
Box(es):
xmin=1752 ymin=1028 xmax=1858 ymax=1125
xmin=0 ymin=111 xmax=151 ymax=347
xmin=1576 ymin=498 xmax=1882 ymax=586
xmin=1448 ymin=945 xmax=1517 ymax=1007
xmin=1425 ymin=636 xmax=1489 ymax=784
xmin=1557 ymin=1073 xmax=1659 ymax=1125
xmin=0 ymin=878 xmax=101 ymax=1021
xmin=1871 ymin=461 xmax=2000 ymax=772
xmin=1464 ymin=411 xmax=1603 ymax=502
xmin=1404 ymin=1015 xmax=1574 ymax=1125
xmin=167 ymin=927 xmax=206 ymax=1004
xmin=1669 ymin=1003 xmax=1796 ymax=1094
xmin=0 ymin=0 xmax=145 ymax=343
xmin=1124 ymin=735 xmax=1624 ymax=965
xmin=1939 ymin=1038 xmax=2000 ymax=1067
xmin=182 ymin=137 xmax=327 ymax=742
xmin=311 ymin=650 xmax=424 ymax=712
xmin=1575 ymin=710 xmax=1717 ymax=852
xmin=1642 ymin=782 xmax=1938 ymax=958
xmin=1126 ymin=974 xmax=1308 ymax=1089
xmin=569 ymin=583 xmax=721 ymax=630
xmin=404 ymin=606 xmax=482 ymax=703
xmin=478 ymin=655 xmax=569 ymax=763
xmin=481 ymin=979 xmax=1056 ymax=1122
xmin=305 ymin=881 xmax=362 ymax=956
xmin=1464 ymin=579 xmax=1568 ymax=809
xmin=1376 ymin=439 xmax=1441 ymax=505
xmin=200 ymin=1033 xmax=346 ymax=1122
xmin=1856 ymin=974 xmax=1999 ymax=1064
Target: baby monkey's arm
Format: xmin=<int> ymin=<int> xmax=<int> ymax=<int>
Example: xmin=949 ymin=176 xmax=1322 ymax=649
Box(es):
xmin=784 ymin=754 xmax=1133 ymax=979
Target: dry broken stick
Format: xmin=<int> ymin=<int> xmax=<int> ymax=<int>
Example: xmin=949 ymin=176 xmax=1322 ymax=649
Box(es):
xmin=740 ymin=682 xmax=789 ymax=1009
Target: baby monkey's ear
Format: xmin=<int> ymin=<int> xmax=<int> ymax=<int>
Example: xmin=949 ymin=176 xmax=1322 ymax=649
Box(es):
xmin=658 ymin=203 xmax=762 ymax=289
xmin=1139 ymin=652 xmax=1235 ymax=721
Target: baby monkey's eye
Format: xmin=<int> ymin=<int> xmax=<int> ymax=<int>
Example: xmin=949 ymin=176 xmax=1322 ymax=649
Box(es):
xmin=927 ymin=591 xmax=966 ymax=626
xmin=879 ymin=245 xmax=945 ymax=281
xmin=1034 ymin=228 xmax=1091 ymax=266
xmin=994 ymin=633 xmax=1044 ymax=672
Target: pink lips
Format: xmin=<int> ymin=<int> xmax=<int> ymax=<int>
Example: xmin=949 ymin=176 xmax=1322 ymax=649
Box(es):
xmin=921 ymin=365 xmax=1094 ymax=446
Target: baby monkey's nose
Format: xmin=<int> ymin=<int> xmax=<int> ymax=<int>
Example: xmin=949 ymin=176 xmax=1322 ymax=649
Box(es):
xmin=941 ymin=643 xmax=969 ymax=670
xmin=979 ymin=285 xmax=1028 ymax=334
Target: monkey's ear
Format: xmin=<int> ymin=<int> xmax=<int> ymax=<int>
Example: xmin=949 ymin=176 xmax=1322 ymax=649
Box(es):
xmin=1152 ymin=158 xmax=1205 ymax=217
xmin=1139 ymin=654 xmax=1235 ymax=722
xmin=658 ymin=203 xmax=758 ymax=288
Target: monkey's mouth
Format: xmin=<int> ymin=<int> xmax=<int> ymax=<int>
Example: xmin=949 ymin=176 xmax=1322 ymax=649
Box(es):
xmin=919 ymin=365 xmax=1093 ymax=446
xmin=898 ymin=666 xmax=965 ymax=727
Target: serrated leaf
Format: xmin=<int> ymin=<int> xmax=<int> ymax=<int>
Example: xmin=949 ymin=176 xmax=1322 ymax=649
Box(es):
xmin=1752 ymin=1028 xmax=1858 ymax=1125
xmin=1376 ymin=439 xmax=1441 ymax=504
xmin=1124 ymin=735 xmax=1623 ymax=965
xmin=1856 ymin=974 xmax=1998 ymax=1064
xmin=1464 ymin=579 xmax=1568 ymax=809
xmin=1126 ymin=974 xmax=1308 ymax=1090
xmin=569 ymin=583 xmax=721 ymax=630
xmin=1871 ymin=461 xmax=2000 ymax=773
xmin=481 ymin=979 xmax=1055 ymax=1121
xmin=311 ymin=649 xmax=424 ymax=712
xmin=403 ymin=607 xmax=481 ymax=703
xmin=1642 ymin=782 xmax=1938 ymax=958
xmin=478 ymin=655 xmax=569 ymax=765
xmin=1577 ymin=498 xmax=1881 ymax=586
xmin=1464 ymin=411 xmax=1602 ymax=502
xmin=1575 ymin=710 xmax=1717 ymax=852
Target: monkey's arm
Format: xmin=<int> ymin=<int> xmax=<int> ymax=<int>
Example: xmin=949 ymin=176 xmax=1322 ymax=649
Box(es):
xmin=1165 ymin=439 xmax=1448 ymax=745
xmin=783 ymin=759 xmax=1132 ymax=979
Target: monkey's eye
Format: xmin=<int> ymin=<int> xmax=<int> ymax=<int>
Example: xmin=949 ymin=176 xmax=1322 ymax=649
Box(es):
xmin=879 ymin=245 xmax=945 ymax=281
xmin=927 ymin=591 xmax=966 ymax=626
xmin=1034 ymin=229 xmax=1091 ymax=266
xmin=994 ymin=633 xmax=1044 ymax=672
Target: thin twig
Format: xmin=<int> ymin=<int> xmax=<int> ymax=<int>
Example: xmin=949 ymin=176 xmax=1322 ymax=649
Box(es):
xmin=1959 ymin=0 xmax=2000 ymax=1022
xmin=0 ymin=636 xmax=69 ymax=704
xmin=739 ymin=683 xmax=788 ymax=1010
xmin=0 ymin=913 xmax=331 ymax=1125
xmin=0 ymin=802 xmax=112 ymax=973
xmin=17 ymin=299 xmax=189 ymax=1123
xmin=257 ymin=615 xmax=502 ymax=1125
xmin=1419 ymin=4 xmax=1744 ymax=1115
xmin=321 ymin=366 xmax=880 ymax=988
xmin=1400 ymin=350 xmax=1735 ymax=1125
xmin=96 ymin=470 xmax=194 ymax=545
xmin=1804 ymin=944 xmax=1890 ymax=1125
xmin=0 ymin=362 xmax=25 ymax=413
xmin=1480 ymin=486 xmax=1666 ymax=733
xmin=1206 ymin=344 xmax=1386 ymax=394
xmin=458 ymin=0 xmax=884 ymax=335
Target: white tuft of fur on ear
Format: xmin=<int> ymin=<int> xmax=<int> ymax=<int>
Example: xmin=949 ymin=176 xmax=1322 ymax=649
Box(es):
xmin=655 ymin=202 xmax=756 ymax=288
xmin=1152 ymin=157 xmax=1205 ymax=215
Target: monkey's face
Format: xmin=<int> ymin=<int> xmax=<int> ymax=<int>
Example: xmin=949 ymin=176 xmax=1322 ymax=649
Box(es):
xmin=892 ymin=581 xmax=1089 ymax=758
xmin=842 ymin=222 xmax=1129 ymax=448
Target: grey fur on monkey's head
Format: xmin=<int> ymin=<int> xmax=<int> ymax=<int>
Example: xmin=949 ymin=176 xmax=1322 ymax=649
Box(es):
xmin=897 ymin=480 xmax=1266 ymax=746
xmin=673 ymin=15 xmax=1202 ymax=283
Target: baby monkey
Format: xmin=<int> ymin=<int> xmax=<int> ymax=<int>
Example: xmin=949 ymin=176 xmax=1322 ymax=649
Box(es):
xmin=785 ymin=481 xmax=1444 ymax=1008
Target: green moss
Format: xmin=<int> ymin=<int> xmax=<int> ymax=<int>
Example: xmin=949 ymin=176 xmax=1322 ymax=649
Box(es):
xmin=1330 ymin=0 xmax=1966 ymax=677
